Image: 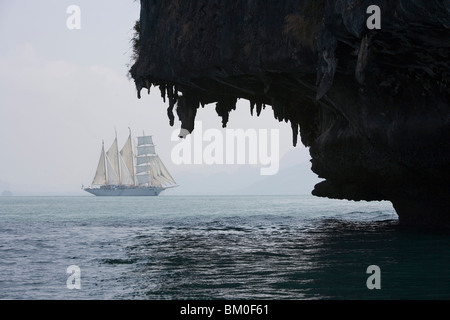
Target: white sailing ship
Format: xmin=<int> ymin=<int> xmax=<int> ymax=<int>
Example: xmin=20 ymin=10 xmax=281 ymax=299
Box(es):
xmin=84 ymin=129 xmax=177 ymax=196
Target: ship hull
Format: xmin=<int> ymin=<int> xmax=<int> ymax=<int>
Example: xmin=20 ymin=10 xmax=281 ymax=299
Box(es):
xmin=84 ymin=186 xmax=164 ymax=196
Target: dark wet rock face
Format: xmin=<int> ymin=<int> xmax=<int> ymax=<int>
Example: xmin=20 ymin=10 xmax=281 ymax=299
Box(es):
xmin=130 ymin=0 xmax=450 ymax=228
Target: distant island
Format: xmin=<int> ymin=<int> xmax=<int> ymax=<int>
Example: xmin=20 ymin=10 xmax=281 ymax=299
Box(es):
xmin=1 ymin=190 xmax=13 ymax=197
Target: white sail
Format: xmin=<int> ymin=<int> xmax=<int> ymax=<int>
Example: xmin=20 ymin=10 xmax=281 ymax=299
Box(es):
xmin=106 ymin=154 xmax=120 ymax=185
xmin=136 ymin=173 xmax=151 ymax=185
xmin=120 ymin=133 xmax=135 ymax=185
xmin=137 ymin=145 xmax=156 ymax=156
xmin=135 ymin=155 xmax=175 ymax=187
xmin=137 ymin=135 xmax=153 ymax=146
xmin=119 ymin=155 xmax=134 ymax=185
xmin=136 ymin=172 xmax=160 ymax=186
xmin=106 ymin=138 xmax=121 ymax=184
xmin=148 ymin=157 xmax=162 ymax=184
xmin=135 ymin=154 xmax=164 ymax=187
xmin=92 ymin=143 xmax=107 ymax=185
xmin=154 ymin=158 xmax=170 ymax=185
xmin=136 ymin=156 xmax=149 ymax=166
xmin=156 ymin=155 xmax=177 ymax=185
xmin=135 ymin=164 xmax=149 ymax=174
xmin=87 ymin=130 xmax=177 ymax=193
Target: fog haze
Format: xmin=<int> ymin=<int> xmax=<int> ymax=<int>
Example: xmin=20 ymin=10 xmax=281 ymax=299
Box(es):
xmin=0 ymin=1 xmax=317 ymax=196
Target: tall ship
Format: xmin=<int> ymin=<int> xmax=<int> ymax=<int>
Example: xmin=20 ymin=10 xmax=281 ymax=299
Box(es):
xmin=84 ymin=129 xmax=177 ymax=196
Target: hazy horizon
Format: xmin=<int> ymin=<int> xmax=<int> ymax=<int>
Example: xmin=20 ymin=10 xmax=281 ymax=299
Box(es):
xmin=0 ymin=1 xmax=313 ymax=196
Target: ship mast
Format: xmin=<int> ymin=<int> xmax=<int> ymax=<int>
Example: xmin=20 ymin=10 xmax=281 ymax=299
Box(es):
xmin=115 ymin=127 xmax=122 ymax=185
xmin=90 ymin=129 xmax=176 ymax=190
xmin=103 ymin=140 xmax=108 ymax=185
xmin=129 ymin=127 xmax=136 ymax=186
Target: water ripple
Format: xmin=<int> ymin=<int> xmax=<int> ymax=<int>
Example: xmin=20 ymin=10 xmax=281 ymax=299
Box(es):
xmin=1 ymin=196 xmax=449 ymax=299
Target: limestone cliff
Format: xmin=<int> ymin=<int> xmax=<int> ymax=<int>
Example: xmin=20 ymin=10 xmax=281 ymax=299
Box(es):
xmin=129 ymin=0 xmax=450 ymax=227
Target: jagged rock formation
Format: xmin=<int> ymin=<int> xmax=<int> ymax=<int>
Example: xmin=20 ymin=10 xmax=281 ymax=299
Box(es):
xmin=129 ymin=0 xmax=450 ymax=228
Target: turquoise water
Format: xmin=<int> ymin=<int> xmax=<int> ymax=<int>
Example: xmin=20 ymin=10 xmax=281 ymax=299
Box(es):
xmin=0 ymin=195 xmax=449 ymax=300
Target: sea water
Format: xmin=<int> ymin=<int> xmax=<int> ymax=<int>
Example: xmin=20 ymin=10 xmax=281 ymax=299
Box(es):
xmin=0 ymin=195 xmax=449 ymax=300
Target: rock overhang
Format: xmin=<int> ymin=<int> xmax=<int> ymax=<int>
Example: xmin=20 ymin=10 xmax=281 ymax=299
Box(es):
xmin=130 ymin=0 xmax=450 ymax=228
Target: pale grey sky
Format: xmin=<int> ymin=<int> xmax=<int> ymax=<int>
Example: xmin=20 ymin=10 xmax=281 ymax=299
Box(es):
xmin=0 ymin=0 xmax=308 ymax=195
